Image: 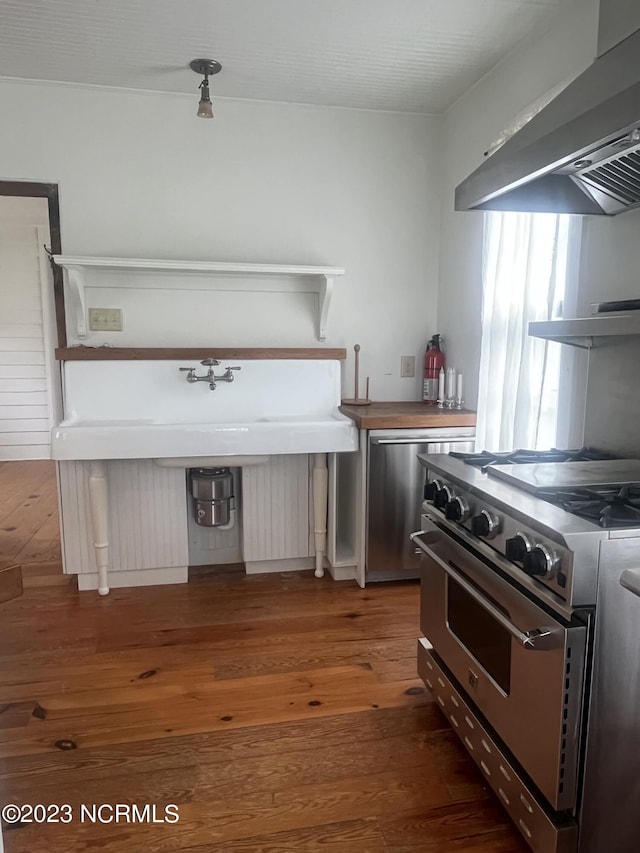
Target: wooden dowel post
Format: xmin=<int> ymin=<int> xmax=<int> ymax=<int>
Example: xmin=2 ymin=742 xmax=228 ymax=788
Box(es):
xmin=354 ymin=344 xmax=360 ymax=401
xmin=88 ymin=460 xmax=110 ymax=596
xmin=312 ymin=453 xmax=328 ymax=579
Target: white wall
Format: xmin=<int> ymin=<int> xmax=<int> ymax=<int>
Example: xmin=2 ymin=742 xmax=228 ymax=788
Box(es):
xmin=578 ymin=206 xmax=640 ymax=456
xmin=579 ymin=208 xmax=640 ymax=313
xmin=0 ymin=80 xmax=442 ymax=401
xmin=437 ymin=0 xmax=599 ymax=409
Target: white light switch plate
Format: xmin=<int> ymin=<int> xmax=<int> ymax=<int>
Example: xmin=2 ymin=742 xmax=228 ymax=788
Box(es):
xmin=88 ymin=308 xmax=123 ymax=332
xmin=400 ymin=355 xmax=415 ymax=378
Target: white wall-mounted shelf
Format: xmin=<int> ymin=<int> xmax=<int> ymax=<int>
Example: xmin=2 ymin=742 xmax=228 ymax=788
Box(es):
xmin=529 ymin=314 xmax=640 ymax=349
xmin=53 ymin=255 xmax=345 ymax=343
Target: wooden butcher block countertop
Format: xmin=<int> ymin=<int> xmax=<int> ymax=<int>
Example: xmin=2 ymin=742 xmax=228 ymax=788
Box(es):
xmin=339 ymin=401 xmax=477 ymax=430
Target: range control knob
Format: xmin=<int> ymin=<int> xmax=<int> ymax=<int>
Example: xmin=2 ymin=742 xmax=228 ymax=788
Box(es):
xmin=445 ymin=496 xmax=470 ymax=522
xmin=434 ymin=484 xmax=455 ymax=510
xmin=470 ymin=510 xmax=500 ymax=539
xmin=424 ymin=478 xmax=444 ymax=502
xmin=523 ymin=544 xmax=558 ymax=578
xmin=505 ymin=532 xmax=532 ymax=562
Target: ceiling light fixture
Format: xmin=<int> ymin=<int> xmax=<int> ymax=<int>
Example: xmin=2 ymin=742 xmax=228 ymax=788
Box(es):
xmin=189 ymin=58 xmax=222 ymax=119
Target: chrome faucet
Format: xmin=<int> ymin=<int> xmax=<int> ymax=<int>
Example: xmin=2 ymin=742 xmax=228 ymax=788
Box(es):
xmin=179 ymin=358 xmax=241 ymax=390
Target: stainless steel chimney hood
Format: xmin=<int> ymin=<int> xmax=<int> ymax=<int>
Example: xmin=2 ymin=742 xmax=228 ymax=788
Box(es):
xmin=455 ymin=19 xmax=640 ymax=215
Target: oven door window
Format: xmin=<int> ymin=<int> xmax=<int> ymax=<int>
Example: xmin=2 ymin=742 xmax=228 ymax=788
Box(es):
xmin=447 ymin=574 xmax=512 ymax=694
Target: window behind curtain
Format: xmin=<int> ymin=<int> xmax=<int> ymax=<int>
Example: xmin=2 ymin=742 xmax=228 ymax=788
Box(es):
xmin=475 ymin=211 xmax=578 ymax=452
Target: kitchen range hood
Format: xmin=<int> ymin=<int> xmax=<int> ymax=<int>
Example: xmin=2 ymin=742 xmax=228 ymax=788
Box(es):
xmin=456 ymin=2 xmax=640 ymax=215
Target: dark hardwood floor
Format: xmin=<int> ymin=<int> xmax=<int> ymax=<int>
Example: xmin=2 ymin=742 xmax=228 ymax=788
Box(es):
xmin=0 ymin=460 xmax=527 ymax=852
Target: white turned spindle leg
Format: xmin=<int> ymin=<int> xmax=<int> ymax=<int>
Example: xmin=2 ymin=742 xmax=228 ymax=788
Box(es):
xmin=312 ymin=452 xmax=328 ymax=578
xmin=88 ymin=460 xmax=110 ymax=595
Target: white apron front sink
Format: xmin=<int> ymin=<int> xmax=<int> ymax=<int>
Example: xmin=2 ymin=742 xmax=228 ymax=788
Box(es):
xmin=51 ymin=357 xmax=356 ymax=595
xmin=52 ymin=412 xmax=357 ymax=460
xmin=51 ymin=359 xmax=358 ymax=461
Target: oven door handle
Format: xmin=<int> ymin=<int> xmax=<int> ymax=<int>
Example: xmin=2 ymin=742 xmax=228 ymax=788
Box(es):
xmin=410 ymin=531 xmax=554 ymax=651
xmin=620 ymin=569 xmax=640 ymax=599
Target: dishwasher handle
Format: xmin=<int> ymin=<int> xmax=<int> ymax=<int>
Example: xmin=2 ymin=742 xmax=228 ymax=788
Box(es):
xmin=370 ymin=436 xmax=474 ymax=445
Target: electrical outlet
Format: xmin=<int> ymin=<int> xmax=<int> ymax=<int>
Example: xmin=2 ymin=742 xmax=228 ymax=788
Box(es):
xmin=400 ymin=355 xmax=415 ymax=378
xmin=88 ymin=308 xmax=123 ymax=332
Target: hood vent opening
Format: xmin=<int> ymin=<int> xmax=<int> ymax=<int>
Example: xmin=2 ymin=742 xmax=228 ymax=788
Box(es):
xmin=576 ymin=145 xmax=640 ymax=211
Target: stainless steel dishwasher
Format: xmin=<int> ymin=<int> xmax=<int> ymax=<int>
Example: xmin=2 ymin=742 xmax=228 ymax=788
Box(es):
xmin=366 ymin=426 xmax=475 ymax=581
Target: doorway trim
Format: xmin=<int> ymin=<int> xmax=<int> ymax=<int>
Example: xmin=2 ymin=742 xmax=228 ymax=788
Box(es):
xmin=0 ymin=181 xmax=65 ymax=347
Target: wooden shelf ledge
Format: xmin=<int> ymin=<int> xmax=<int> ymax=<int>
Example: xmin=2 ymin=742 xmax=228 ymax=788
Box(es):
xmin=55 ymin=347 xmax=347 ymax=361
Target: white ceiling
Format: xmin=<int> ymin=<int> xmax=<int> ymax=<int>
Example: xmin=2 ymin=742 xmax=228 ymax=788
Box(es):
xmin=0 ymin=0 xmax=570 ymax=113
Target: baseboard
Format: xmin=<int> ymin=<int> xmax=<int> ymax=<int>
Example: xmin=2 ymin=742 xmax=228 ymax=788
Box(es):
xmin=244 ymin=556 xmax=316 ymax=575
xmin=188 ymin=546 xmax=243 ymax=567
xmin=326 ymin=563 xmax=357 ymax=582
xmin=76 ymin=565 xmax=188 ymax=591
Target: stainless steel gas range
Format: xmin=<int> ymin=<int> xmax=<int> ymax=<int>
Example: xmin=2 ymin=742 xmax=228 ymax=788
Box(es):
xmin=413 ymin=450 xmax=640 ymax=853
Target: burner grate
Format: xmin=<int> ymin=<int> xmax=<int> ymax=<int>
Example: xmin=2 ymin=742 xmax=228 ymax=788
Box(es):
xmin=450 ymin=447 xmax=616 ymax=469
xmin=537 ymin=485 xmax=640 ymax=529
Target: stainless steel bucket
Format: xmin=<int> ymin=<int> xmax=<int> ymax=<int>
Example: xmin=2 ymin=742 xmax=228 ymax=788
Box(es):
xmin=190 ymin=467 xmax=234 ymax=527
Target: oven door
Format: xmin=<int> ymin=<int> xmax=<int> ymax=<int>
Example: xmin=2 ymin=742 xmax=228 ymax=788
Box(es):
xmin=412 ymin=516 xmax=586 ymax=811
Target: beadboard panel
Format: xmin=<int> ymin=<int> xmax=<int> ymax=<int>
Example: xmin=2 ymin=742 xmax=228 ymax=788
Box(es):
xmin=58 ymin=460 xmax=189 ymax=575
xmin=108 ymin=460 xmax=189 ymax=572
xmin=242 ymin=455 xmax=310 ymax=562
xmin=58 ymin=460 xmax=93 ymax=574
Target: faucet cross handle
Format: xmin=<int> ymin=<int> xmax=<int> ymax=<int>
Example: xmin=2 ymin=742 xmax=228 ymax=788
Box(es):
xmin=222 ymin=366 xmax=241 ymax=382
xmin=179 ymin=367 xmax=197 ymax=382
xmin=200 ymin=358 xmax=220 ymax=366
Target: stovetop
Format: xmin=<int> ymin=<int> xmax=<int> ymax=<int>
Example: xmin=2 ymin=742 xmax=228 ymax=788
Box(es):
xmin=418 ymin=451 xmax=640 ymax=609
xmin=420 ymin=452 xmax=640 ymax=539
xmin=446 ymin=449 xmax=640 ymax=530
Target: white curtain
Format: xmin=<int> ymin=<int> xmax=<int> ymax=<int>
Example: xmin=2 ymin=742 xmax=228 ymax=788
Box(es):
xmin=475 ymin=211 xmax=573 ymax=452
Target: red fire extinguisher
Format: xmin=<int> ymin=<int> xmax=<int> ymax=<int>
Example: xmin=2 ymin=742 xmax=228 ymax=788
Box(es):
xmin=422 ymin=334 xmax=444 ymax=404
